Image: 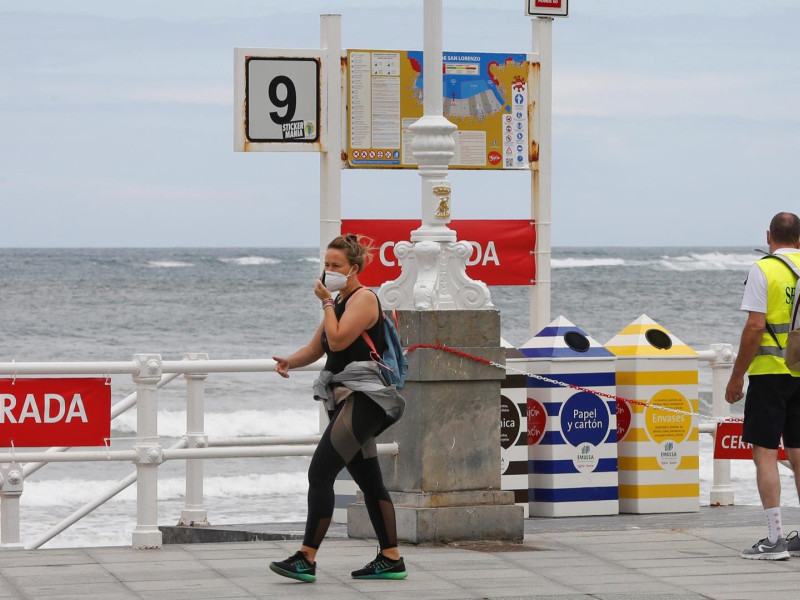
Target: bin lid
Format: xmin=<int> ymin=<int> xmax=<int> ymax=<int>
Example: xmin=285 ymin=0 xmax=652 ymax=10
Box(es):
xmin=519 ymin=316 xmax=613 ymax=359
xmin=605 ymin=314 xmax=697 ymax=357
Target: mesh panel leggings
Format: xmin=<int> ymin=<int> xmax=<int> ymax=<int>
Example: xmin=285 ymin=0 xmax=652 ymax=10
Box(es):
xmin=303 ymin=393 xmax=398 ymax=551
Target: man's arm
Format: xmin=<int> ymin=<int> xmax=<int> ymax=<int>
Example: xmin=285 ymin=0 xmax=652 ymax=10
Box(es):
xmin=725 ymin=311 xmax=766 ymax=404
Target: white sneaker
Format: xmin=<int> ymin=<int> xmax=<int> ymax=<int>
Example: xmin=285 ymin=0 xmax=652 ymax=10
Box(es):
xmin=740 ymin=537 xmax=790 ymax=560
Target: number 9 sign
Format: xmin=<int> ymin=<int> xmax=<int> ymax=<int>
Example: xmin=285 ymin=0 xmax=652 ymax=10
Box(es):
xmin=235 ymin=50 xmax=321 ymax=150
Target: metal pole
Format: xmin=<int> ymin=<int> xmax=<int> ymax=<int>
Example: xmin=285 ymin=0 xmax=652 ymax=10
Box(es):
xmin=409 ymin=0 xmax=456 ymax=243
xmin=131 ymin=354 xmax=163 ymax=549
xmin=531 ymin=17 xmax=553 ymax=335
xmin=319 ymin=14 xmax=342 ymax=433
xmin=179 ymin=353 xmax=209 ymax=526
xmin=208 ymin=435 xmax=322 ymax=447
xmin=0 ymin=360 xmax=137 ymax=375
xmin=0 ymin=463 xmax=23 ymax=548
xmin=163 ymin=442 xmax=399 ymax=461
xmin=709 ymin=344 xmax=735 ymax=506
xmin=377 ymin=0 xmax=491 ymax=310
xmin=320 ymin=14 xmax=342 ymax=259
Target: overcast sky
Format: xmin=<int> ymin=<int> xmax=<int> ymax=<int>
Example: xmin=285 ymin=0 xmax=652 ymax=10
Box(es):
xmin=1 ymin=0 xmax=798 ymax=247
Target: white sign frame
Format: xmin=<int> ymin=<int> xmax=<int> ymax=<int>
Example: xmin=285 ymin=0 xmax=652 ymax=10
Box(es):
xmin=234 ymin=48 xmax=324 ymax=152
xmin=525 ymin=0 xmax=568 ymax=18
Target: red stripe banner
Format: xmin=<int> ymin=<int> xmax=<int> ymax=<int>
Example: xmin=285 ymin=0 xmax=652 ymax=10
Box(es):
xmin=0 ymin=378 xmax=111 ymax=447
xmin=714 ymin=421 xmax=788 ymax=460
xmin=340 ymin=219 xmax=536 ymax=287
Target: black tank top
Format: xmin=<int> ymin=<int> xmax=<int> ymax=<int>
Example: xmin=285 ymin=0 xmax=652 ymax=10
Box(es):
xmin=321 ymin=288 xmax=386 ymax=375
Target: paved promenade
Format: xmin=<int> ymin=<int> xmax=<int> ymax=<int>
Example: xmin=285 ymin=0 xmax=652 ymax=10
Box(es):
xmin=1 ymin=506 xmax=800 ymax=600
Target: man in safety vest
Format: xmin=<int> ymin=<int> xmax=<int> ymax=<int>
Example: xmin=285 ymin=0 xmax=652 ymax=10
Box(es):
xmin=726 ymin=212 xmax=800 ymax=560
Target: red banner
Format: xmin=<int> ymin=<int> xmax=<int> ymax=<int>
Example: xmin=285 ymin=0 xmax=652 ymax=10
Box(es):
xmin=340 ymin=219 xmax=536 ymax=287
xmin=0 ymin=378 xmax=111 ymax=447
xmin=714 ymin=422 xmax=788 ymax=460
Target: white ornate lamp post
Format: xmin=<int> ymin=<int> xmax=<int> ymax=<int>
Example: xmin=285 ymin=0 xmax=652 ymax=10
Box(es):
xmin=378 ymin=0 xmax=492 ymax=311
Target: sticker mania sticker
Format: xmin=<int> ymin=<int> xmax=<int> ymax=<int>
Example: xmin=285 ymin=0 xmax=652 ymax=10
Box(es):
xmin=282 ymin=120 xmax=314 ymax=139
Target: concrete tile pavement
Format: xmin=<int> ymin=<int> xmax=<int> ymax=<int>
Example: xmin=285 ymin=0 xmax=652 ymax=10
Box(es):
xmin=2 ymin=507 xmax=800 ymax=599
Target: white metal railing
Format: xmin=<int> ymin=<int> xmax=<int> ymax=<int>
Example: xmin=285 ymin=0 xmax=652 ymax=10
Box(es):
xmin=0 ymin=354 xmax=399 ymax=550
xmin=0 ymin=344 xmax=772 ymax=551
xmin=696 ymin=344 xmax=736 ymax=506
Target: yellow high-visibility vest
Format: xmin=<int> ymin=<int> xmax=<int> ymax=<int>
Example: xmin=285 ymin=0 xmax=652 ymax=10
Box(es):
xmin=749 ymin=254 xmax=800 ymax=376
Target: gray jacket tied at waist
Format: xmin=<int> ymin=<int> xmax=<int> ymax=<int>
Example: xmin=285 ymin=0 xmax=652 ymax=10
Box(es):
xmin=312 ymin=361 xmax=405 ymax=432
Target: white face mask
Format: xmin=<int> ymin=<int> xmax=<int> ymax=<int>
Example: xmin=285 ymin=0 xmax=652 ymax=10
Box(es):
xmin=323 ymin=267 xmax=354 ymax=292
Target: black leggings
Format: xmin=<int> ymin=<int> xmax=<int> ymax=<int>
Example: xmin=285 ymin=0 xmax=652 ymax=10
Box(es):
xmin=303 ymin=393 xmax=398 ymax=551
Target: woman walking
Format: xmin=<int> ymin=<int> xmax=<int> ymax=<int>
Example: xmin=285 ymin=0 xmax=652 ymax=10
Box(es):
xmin=269 ymin=234 xmax=407 ymax=583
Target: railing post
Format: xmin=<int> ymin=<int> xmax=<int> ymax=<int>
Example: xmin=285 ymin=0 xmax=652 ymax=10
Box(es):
xmin=132 ymin=354 xmax=163 ymax=548
xmin=178 ymin=352 xmax=209 ymax=527
xmin=0 ymin=463 xmax=24 ymax=549
xmin=709 ymin=343 xmax=735 ymax=506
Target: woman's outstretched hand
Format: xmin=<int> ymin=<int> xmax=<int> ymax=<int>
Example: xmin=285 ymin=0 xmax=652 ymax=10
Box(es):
xmin=273 ymin=356 xmax=290 ymax=378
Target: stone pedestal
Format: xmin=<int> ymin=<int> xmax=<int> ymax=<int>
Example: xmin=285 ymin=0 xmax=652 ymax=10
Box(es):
xmin=347 ymin=310 xmax=523 ymax=543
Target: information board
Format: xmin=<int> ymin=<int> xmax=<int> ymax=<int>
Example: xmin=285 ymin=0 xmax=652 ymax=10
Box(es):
xmin=346 ymin=50 xmax=537 ymax=170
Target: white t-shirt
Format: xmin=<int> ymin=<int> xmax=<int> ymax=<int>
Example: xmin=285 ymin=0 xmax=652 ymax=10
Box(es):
xmin=741 ymin=248 xmax=800 ymax=313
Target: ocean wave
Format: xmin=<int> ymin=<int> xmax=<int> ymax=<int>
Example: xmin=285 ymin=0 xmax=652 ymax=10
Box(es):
xmin=657 ymin=252 xmax=757 ymax=272
xmin=551 ymin=258 xmax=627 ymax=268
xmin=22 ymin=471 xmax=308 ymax=507
xmin=299 ymin=257 xmax=320 ymax=263
xmin=146 ymin=260 xmax=194 ymax=268
xmin=219 ymin=256 xmax=281 ymax=266
xmin=112 ymin=408 xmax=318 ymax=438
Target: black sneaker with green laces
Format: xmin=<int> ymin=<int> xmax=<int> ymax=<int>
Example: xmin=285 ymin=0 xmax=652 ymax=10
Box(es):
xmin=351 ymin=551 xmax=408 ymax=579
xmin=269 ymin=550 xmax=316 ymax=582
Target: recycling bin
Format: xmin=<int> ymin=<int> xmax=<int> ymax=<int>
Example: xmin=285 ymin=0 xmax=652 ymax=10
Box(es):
xmin=522 ymin=317 xmax=619 ymax=517
xmin=500 ymin=339 xmax=531 ymax=517
xmin=606 ymin=314 xmax=699 ymax=514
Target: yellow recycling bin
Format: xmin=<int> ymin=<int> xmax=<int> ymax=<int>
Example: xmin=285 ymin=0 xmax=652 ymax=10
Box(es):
xmin=606 ymin=315 xmax=699 ymax=513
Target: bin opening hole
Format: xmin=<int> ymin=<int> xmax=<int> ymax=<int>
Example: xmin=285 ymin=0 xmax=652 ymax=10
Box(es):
xmin=564 ymin=331 xmax=590 ymax=352
xmin=645 ymin=328 xmax=672 ymax=350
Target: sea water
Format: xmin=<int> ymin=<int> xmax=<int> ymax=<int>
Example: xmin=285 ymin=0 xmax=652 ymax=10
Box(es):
xmin=1 ymin=246 xmax=796 ymax=548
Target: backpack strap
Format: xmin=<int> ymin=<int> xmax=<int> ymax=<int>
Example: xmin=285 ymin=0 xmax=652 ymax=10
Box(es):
xmin=766 ymin=253 xmax=800 ymax=279
xmin=350 ymin=288 xmax=394 ymax=372
xmin=361 ymin=326 xmax=394 ymax=373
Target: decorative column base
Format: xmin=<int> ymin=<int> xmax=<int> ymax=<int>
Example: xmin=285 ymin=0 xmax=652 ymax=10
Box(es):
xmin=349 ymin=490 xmax=522 ymax=544
xmin=347 ymin=309 xmax=523 ymax=543
xmin=709 ymin=484 xmax=735 ymax=507
xmin=379 ymin=241 xmax=493 ymax=310
xmin=177 ymin=509 xmax=210 ymax=527
xmin=132 ymin=527 xmax=163 ymax=550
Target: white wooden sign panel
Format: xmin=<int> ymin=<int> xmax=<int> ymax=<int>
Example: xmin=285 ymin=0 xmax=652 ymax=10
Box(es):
xmin=234 ymin=48 xmax=323 ymax=152
xmin=525 ymin=0 xmax=569 ymax=17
